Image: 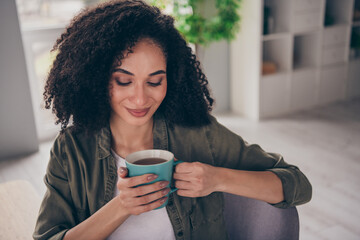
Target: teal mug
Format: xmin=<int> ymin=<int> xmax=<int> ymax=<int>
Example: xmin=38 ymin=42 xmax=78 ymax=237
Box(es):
xmin=125 ymin=149 xmax=183 ymax=209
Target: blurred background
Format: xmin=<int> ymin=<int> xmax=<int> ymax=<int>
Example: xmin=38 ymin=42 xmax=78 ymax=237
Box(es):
xmin=0 ymin=0 xmax=359 ymax=239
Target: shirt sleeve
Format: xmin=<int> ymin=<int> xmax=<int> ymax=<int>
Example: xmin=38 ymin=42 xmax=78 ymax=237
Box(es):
xmin=205 ymin=115 xmax=312 ymax=208
xmin=33 ymin=134 xmax=76 ymax=240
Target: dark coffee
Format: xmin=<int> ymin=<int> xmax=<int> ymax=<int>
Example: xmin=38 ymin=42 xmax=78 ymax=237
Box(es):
xmin=133 ymin=158 xmax=167 ymax=165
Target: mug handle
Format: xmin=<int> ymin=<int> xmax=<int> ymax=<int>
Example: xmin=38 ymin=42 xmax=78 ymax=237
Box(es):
xmin=169 ymin=160 xmax=184 ymax=194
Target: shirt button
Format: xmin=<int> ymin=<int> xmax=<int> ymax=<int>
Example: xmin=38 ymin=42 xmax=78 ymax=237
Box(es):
xmin=177 ymin=231 xmax=183 ymax=237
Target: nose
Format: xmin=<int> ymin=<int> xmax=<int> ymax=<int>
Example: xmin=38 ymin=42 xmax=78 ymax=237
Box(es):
xmin=130 ymin=84 xmax=148 ymax=106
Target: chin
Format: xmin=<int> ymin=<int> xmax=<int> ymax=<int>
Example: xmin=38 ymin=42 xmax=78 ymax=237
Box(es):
xmin=125 ymin=113 xmax=154 ymax=126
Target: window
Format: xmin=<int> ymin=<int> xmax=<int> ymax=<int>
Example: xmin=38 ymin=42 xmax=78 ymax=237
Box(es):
xmin=16 ymin=0 xmax=103 ymax=141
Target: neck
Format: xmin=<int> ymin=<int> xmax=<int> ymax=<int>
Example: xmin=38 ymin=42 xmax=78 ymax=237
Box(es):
xmin=110 ymin=117 xmax=154 ymax=158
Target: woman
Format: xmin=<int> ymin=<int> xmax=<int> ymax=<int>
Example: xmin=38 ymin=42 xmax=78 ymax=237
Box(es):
xmin=34 ymin=0 xmax=312 ymax=239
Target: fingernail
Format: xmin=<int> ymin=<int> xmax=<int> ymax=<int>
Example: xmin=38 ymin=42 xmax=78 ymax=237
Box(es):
xmin=147 ymin=175 xmax=157 ymax=181
xmin=160 ymin=197 xmax=167 ymax=204
xmin=160 ymin=181 xmax=168 ymax=188
xmin=162 ymin=188 xmax=170 ymax=195
xmin=119 ymin=168 xmax=124 ymax=174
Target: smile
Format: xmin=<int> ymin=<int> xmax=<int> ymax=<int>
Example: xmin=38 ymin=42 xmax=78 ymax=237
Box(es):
xmin=126 ymin=108 xmax=151 ymax=117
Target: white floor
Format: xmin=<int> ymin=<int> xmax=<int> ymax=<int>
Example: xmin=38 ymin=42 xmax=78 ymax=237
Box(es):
xmin=216 ymin=98 xmax=360 ymax=240
xmin=1 ymin=98 xmax=359 ymax=240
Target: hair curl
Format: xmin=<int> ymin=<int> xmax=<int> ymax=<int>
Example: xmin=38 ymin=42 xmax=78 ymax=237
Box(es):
xmin=44 ymin=0 xmax=214 ymax=133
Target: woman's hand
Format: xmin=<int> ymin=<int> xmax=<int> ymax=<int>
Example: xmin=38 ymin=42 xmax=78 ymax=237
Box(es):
xmin=116 ymin=167 xmax=170 ymax=215
xmin=173 ymin=162 xmax=219 ymax=197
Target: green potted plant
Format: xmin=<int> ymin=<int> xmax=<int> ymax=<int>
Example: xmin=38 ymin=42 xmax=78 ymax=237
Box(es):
xmin=148 ymin=0 xmax=242 ymax=53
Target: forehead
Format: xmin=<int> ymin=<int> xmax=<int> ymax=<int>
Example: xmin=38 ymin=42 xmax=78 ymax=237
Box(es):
xmin=113 ymin=39 xmax=166 ymax=69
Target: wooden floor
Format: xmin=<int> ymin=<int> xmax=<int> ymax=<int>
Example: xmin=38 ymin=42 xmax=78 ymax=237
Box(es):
xmin=1 ymin=98 xmax=359 ymax=240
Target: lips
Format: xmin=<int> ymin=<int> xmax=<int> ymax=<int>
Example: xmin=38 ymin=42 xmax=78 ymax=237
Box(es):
xmin=126 ymin=107 xmax=150 ymax=117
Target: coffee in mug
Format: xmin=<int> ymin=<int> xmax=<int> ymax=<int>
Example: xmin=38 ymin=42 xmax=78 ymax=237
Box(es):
xmin=133 ymin=158 xmax=167 ymax=165
xmin=125 ymin=149 xmax=182 ymax=209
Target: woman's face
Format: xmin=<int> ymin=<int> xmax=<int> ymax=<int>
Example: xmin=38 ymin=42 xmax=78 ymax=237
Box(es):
xmin=109 ymin=38 xmax=167 ymax=127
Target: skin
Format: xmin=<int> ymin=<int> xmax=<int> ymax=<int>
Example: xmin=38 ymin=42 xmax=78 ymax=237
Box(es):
xmin=64 ymin=38 xmax=170 ymax=239
xmin=110 ymin=38 xmax=170 ymax=215
xmin=64 ymin=38 xmax=284 ymax=240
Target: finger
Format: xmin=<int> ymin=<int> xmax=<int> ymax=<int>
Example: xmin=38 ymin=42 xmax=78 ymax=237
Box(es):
xmin=130 ymin=181 xmax=169 ymax=198
xmin=132 ymin=196 xmax=168 ymax=215
xmin=118 ymin=167 xmax=128 ymax=178
xmin=175 ymin=180 xmax=192 ymax=190
xmin=134 ymin=187 xmax=170 ymax=206
xmin=173 ymin=172 xmax=192 ymax=181
xmin=175 ymin=162 xmax=193 ymax=173
xmin=177 ymin=189 xmax=196 ymax=198
xmin=125 ymin=174 xmax=158 ymax=188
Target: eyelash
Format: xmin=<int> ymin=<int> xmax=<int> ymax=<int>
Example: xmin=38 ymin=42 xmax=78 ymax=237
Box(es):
xmin=115 ymin=79 xmax=131 ymax=86
xmin=148 ymin=81 xmax=162 ymax=87
xmin=115 ymin=79 xmax=162 ymax=87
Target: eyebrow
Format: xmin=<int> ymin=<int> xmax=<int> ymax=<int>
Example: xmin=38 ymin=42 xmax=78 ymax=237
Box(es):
xmin=112 ymin=68 xmax=166 ymax=76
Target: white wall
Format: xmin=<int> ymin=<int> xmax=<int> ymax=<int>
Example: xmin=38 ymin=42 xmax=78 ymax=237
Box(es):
xmin=199 ymin=41 xmax=230 ymax=112
xmin=0 ymin=0 xmax=39 ymax=159
xmin=197 ymin=0 xmax=231 ymax=112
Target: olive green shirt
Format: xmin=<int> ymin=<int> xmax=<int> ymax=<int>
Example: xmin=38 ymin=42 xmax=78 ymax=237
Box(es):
xmin=33 ymin=114 xmax=312 ymax=240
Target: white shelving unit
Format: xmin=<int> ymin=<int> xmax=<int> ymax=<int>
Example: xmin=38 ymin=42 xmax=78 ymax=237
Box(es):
xmin=348 ymin=0 xmax=360 ymax=98
xmin=230 ymin=0 xmax=360 ymax=120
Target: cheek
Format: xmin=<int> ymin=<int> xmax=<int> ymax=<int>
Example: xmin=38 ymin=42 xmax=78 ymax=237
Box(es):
xmin=109 ymin=87 xmax=127 ymax=104
xmin=158 ymin=84 xmax=167 ymax=102
xmin=108 ymin=82 xmax=117 ymax=99
xmin=109 ymin=87 xmax=117 ymax=102
xmin=161 ymin=81 xmax=168 ymax=96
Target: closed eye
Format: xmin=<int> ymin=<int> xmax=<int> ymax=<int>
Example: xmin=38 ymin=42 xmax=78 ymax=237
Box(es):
xmin=147 ymin=78 xmax=163 ymax=87
xmin=115 ymin=79 xmax=131 ymax=86
xmin=148 ymin=81 xmax=162 ymax=87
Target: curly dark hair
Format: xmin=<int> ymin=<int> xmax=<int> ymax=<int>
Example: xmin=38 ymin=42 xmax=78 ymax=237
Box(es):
xmin=44 ymin=0 xmax=214 ymax=133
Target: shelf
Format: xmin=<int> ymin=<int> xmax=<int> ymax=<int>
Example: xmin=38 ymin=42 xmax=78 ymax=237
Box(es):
xmin=293 ymin=0 xmax=323 ymax=13
xmin=262 ymin=37 xmax=292 ymax=75
xmin=262 ymin=32 xmax=290 ymax=41
xmin=350 ymin=26 xmax=360 ymax=60
xmin=319 ymin=64 xmax=346 ymax=105
xmin=353 ymin=21 xmax=360 ymax=27
xmin=349 ymin=48 xmax=360 ymax=61
xmin=293 ymin=9 xmax=323 ymax=33
xmin=324 ymin=23 xmax=352 ymax=29
xmin=324 ymin=0 xmax=353 ymax=26
xmin=230 ymin=0 xmax=360 ymax=120
xmin=260 ymin=73 xmax=290 ymax=118
xmin=347 ymin=59 xmax=360 ymax=98
xmin=263 ymin=0 xmax=291 ymax=35
xmin=261 ymin=71 xmax=289 ymax=78
xmin=291 ymin=68 xmax=318 ymax=111
xmin=292 ymin=66 xmax=318 ymax=74
xmin=353 ymin=0 xmax=360 ymax=23
xmin=323 ymin=25 xmax=350 ymax=47
xmin=349 ymin=57 xmax=360 ymax=62
xmin=293 ymin=33 xmax=321 ymax=70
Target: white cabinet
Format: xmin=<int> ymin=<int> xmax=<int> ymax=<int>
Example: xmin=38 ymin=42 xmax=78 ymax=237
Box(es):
xmin=323 ymin=26 xmax=350 ymax=46
xmin=321 ymin=45 xmax=348 ymax=65
xmin=293 ymin=0 xmax=324 ymax=13
xmin=319 ymin=64 xmax=347 ymax=104
xmin=293 ymin=33 xmax=321 ymax=70
xmin=262 ymin=36 xmax=292 ymax=73
xmin=291 ymin=69 xmax=318 ymax=111
xmin=260 ymin=73 xmax=290 ymax=117
xmin=230 ymin=0 xmax=358 ymax=120
xmin=348 ymin=1 xmax=360 ymax=98
xmin=347 ymin=60 xmax=360 ymax=98
xmin=293 ymin=10 xmax=323 ymax=33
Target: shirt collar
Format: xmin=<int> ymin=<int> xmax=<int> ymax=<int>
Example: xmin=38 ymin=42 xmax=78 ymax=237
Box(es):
xmin=97 ymin=125 xmax=112 ymax=160
xmin=96 ymin=111 xmax=169 ymax=160
xmin=153 ymin=112 xmax=169 ymax=151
